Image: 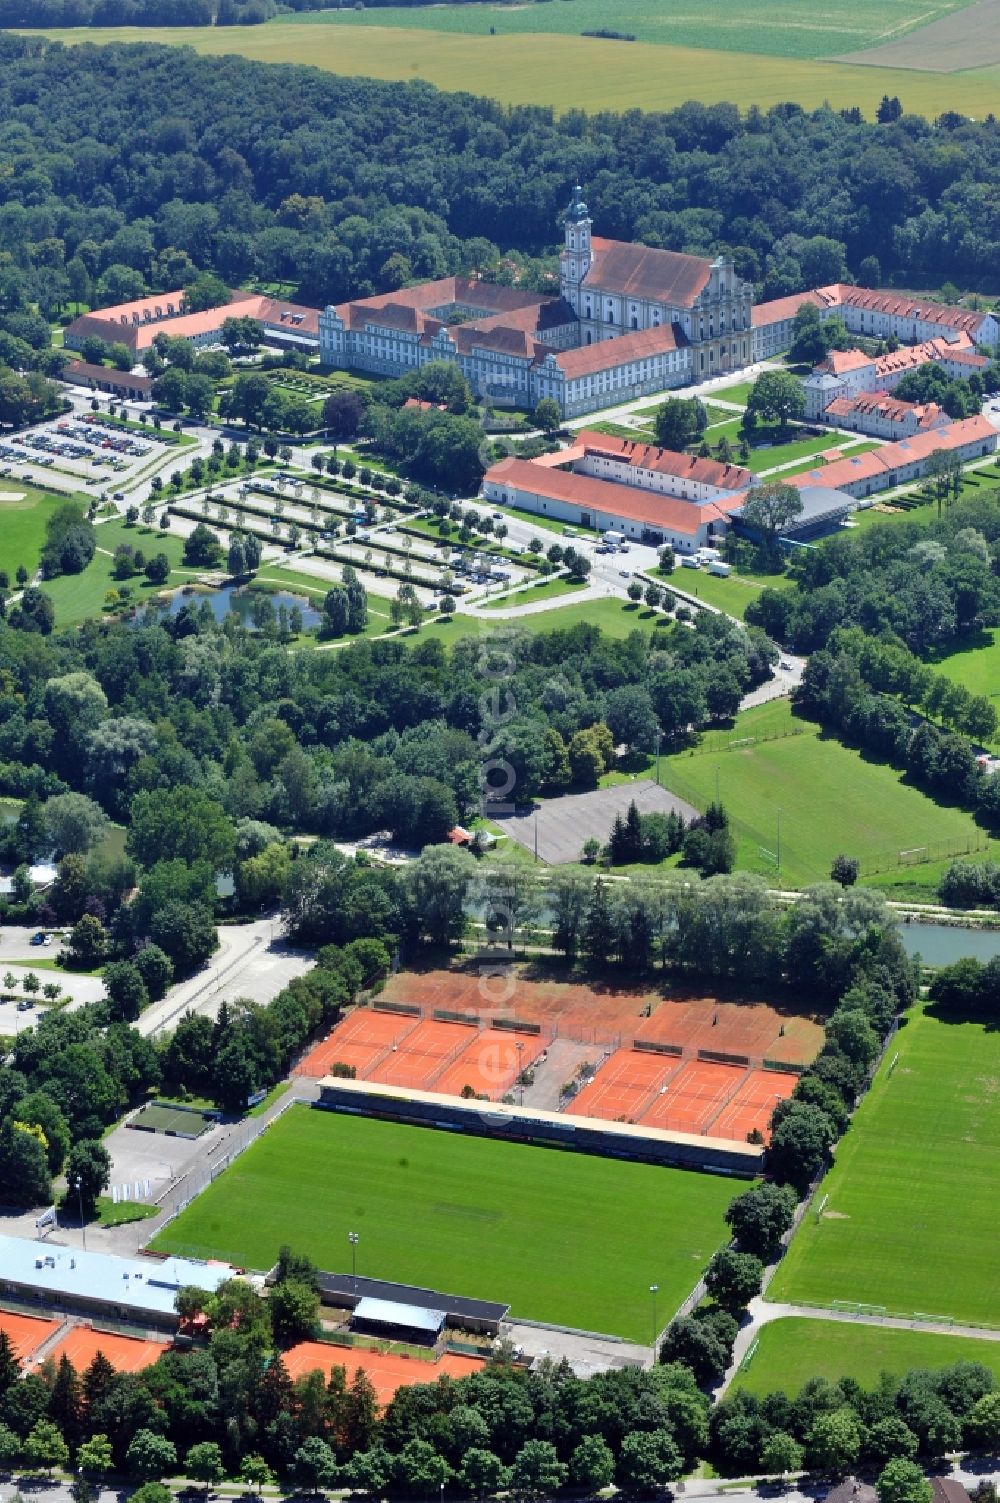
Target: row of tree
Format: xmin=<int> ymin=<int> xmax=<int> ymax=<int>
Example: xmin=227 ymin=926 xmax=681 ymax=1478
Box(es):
xmin=747 ymin=491 xmax=1000 ymax=658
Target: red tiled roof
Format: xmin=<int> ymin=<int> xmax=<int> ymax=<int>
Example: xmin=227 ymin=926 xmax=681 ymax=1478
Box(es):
xmin=66 ymin=289 xmax=321 ymax=350
xmin=451 ymin=323 xmax=542 ymax=360
xmin=553 ymin=324 xmax=684 ymax=379
xmin=62 ymin=360 xmax=153 ymax=392
xmin=818 ymin=283 xmax=992 ymax=336
xmin=485 ymin=456 xmax=742 ymax=534
xmin=251 ymin=295 xmax=320 ymax=337
xmin=575 ymin=429 xmax=751 ymax=492
xmin=336 ymin=277 xmax=549 ymax=324
xmin=585 ymin=238 xmax=712 ymax=308
xmin=820 ymin=349 xmax=873 ymax=375
xmin=751 ymin=290 xmax=826 ymax=327
xmin=826 ymin=393 xmax=946 ymax=429
xmin=794 ymin=415 xmax=997 ymax=490
xmin=873 ymin=333 xmax=984 ymax=379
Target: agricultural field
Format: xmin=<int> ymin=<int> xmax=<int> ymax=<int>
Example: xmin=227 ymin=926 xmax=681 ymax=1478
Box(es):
xmin=152 ymin=1106 xmax=740 ymax=1342
xmin=278 ymin=0 xmax=978 ymax=61
xmin=770 ymin=1008 xmax=1000 ymax=1328
xmin=834 ymin=0 xmax=1000 ymax=69
xmin=732 ymin=1317 xmax=1000 ymax=1395
xmin=27 ymin=25 xmax=1000 ymax=121
xmin=661 ymin=699 xmax=990 ymax=888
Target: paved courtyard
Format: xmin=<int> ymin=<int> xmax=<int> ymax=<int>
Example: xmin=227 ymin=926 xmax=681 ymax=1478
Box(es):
xmin=494 ymin=779 xmax=697 ymax=864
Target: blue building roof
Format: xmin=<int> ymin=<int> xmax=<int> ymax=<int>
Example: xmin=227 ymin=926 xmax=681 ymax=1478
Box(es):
xmin=352 ymin=1296 xmax=446 ymax=1334
xmin=0 ymin=1235 xmax=234 ymax=1319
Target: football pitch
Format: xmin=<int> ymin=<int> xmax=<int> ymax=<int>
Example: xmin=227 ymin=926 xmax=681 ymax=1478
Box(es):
xmin=769 ymin=1009 xmax=1000 ymax=1328
xmin=661 ymin=700 xmax=989 ymax=889
xmin=732 ymin=1317 xmax=1000 ymax=1395
xmin=152 ymin=1107 xmax=741 ymax=1342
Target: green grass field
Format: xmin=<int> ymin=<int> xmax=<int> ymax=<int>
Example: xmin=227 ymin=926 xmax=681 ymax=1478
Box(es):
xmin=25 ymin=25 xmax=1000 ymax=120
xmin=0 ymin=485 xmax=83 ymax=579
xmin=933 ymin=627 xmax=1000 ymax=705
xmin=665 ymin=566 xmax=794 ymax=621
xmin=43 ymin=518 xmax=202 ymax=627
xmin=732 ymin=1317 xmax=1000 ymax=1395
xmin=662 ymin=699 xmax=988 ymax=888
xmin=152 ymin=1107 xmax=740 ymax=1340
xmin=770 ymin=1008 xmax=1000 ymax=1328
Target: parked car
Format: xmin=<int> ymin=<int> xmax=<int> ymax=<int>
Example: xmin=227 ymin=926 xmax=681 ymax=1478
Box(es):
xmin=30 ymin=931 xmax=46 ymax=946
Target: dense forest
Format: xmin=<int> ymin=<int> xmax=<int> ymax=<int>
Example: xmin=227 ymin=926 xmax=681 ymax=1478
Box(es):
xmin=0 ymin=0 xmax=325 ymax=26
xmin=0 ymin=32 xmax=999 ymax=328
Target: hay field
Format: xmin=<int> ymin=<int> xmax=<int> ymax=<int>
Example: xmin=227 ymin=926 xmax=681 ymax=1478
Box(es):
xmin=24 ymin=25 xmax=1000 ymax=120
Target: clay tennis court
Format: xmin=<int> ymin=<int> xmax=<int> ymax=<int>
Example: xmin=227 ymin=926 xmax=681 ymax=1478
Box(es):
xmin=284 ymin=1340 xmax=484 ymax=1405
xmin=367 ymin=1018 xmax=479 ymax=1091
xmin=639 ymin=1059 xmax=747 ymax=1136
xmin=573 ymin=1051 xmax=794 ymax=1142
xmin=571 ymin=1048 xmax=674 ymax=1122
xmin=432 ymin=1028 xmax=544 ymax=1100
xmin=0 ymin=1311 xmax=59 ymax=1362
xmin=710 ymin=1068 xmax=798 ymax=1143
xmin=377 ymin=967 xmax=823 ymax=1064
xmin=297 ymin=1007 xmax=417 ymax=1078
xmin=632 ymin=996 xmax=821 ymax=1066
xmin=378 ymin=966 xmax=659 ymax=1034
xmin=49 ymin=1326 xmax=167 ymax=1374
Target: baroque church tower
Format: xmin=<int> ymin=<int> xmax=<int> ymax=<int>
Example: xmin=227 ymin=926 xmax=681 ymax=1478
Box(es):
xmin=559 ymin=186 xmax=593 ymax=317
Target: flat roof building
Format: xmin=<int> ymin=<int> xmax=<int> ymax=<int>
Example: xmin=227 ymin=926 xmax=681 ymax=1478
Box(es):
xmin=0 ymin=1235 xmax=235 ymax=1333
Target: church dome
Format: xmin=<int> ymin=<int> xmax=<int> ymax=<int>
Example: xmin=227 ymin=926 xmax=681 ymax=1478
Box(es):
xmin=563 ymin=185 xmax=589 ymax=223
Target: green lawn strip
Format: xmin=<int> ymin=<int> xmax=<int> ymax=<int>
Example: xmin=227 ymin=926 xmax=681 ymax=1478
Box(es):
xmin=702 ymin=403 xmax=739 ymax=427
xmin=710 ymin=381 xmax=756 ymax=407
xmin=770 ymin=1008 xmax=1000 ymax=1328
xmin=479 ymin=576 xmax=587 ymax=610
xmin=95 ymin=1196 xmax=159 ymax=1228
xmin=246 ymin=1080 xmax=290 ymax=1118
xmin=660 ymin=566 xmax=794 ymax=620
xmin=746 ymin=431 xmax=853 ymax=475
xmin=660 ymin=699 xmax=986 ymax=888
xmin=152 ymin=1106 xmax=740 ymax=1341
xmin=847 ymin=473 xmax=1000 ymax=536
xmin=489 ymin=502 xmax=595 ymax=537
xmin=732 ymin=1317 xmax=1000 ymax=1395
xmin=865 ymin=848 xmax=1000 ymax=903
xmin=83 ymin=412 xmax=194 ymax=446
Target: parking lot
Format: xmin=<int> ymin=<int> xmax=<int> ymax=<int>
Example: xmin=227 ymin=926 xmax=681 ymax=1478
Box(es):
xmin=0 ymin=414 xmax=167 ymax=494
xmin=493 ymin=779 xmax=698 ymax=864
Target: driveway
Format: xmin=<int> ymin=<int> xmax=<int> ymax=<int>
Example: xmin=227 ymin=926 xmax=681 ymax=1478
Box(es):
xmin=137 ymin=918 xmax=314 ymax=1038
